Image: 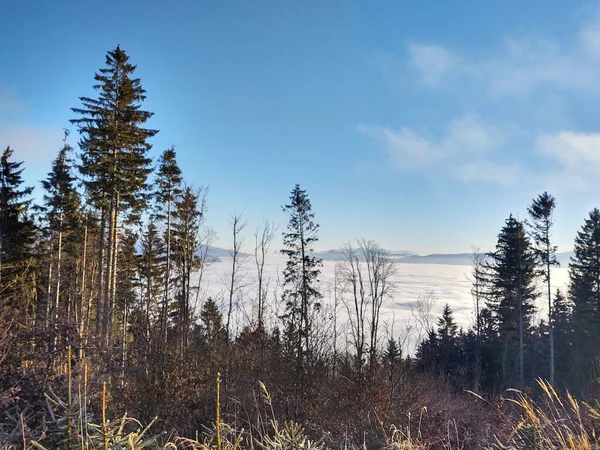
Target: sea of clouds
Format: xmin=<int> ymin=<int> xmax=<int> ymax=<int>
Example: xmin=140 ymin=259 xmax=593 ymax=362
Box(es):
xmin=195 ymin=252 xmax=570 ymax=353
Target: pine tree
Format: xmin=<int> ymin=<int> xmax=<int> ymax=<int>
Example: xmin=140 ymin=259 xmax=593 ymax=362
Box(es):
xmin=154 ymin=147 xmax=182 ymax=345
xmin=569 ymin=208 xmax=600 ymax=387
xmin=171 ymin=186 xmax=204 ymax=351
xmin=280 ymin=184 xmax=322 ymax=387
xmin=200 ymin=297 xmax=227 ymax=370
xmin=137 ymin=223 xmax=164 ymax=336
xmin=71 ymin=45 xmax=158 ymax=346
xmin=0 ymin=146 xmax=35 ymax=311
xmin=415 ymin=329 xmax=439 ymax=372
xmin=484 ymin=215 xmax=537 ymax=389
xmin=40 ymin=131 xmax=82 ymax=334
xmin=383 ymin=337 xmax=402 ymax=391
xmin=115 ymin=228 xmax=139 ymax=376
xmin=436 ymin=304 xmax=462 ymax=378
xmin=552 ymin=289 xmax=573 ymax=386
xmin=527 ymin=191 xmax=558 ymax=385
xmin=437 ymin=303 xmax=459 ymax=340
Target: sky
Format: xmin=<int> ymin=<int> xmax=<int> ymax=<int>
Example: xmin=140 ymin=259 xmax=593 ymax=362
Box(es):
xmin=2 ymin=1 xmax=600 ymax=254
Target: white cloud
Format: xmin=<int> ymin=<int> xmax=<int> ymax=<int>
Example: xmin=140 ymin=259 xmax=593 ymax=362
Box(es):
xmin=405 ymin=14 xmax=600 ymax=97
xmin=536 ymin=130 xmax=600 ymax=183
xmin=473 ymin=37 xmax=597 ymax=97
xmin=358 ymin=124 xmax=436 ymax=167
xmin=444 ymin=115 xmax=504 ymax=153
xmin=408 ymin=43 xmax=457 ymax=86
xmin=527 ymin=130 xmax=600 ymax=191
xmin=359 ymin=114 xmax=506 ymax=172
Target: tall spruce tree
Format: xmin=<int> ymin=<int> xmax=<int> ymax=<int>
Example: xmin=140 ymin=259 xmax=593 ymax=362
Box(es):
xmin=569 ymin=208 xmax=600 ymax=387
xmin=40 ymin=132 xmax=82 ymax=333
xmin=0 ymin=147 xmax=35 ymax=311
xmin=280 ymin=184 xmax=322 ymax=390
xmin=138 ymin=222 xmax=165 ymax=336
xmin=484 ymin=215 xmax=537 ymax=389
xmin=552 ymin=289 xmax=573 ymax=386
xmin=71 ymin=45 xmax=157 ymax=346
xmin=438 ymin=303 xmax=459 ymax=340
xmin=154 ymin=147 xmax=182 ymax=344
xmin=527 ymin=191 xmax=558 ymax=385
xmin=171 ymin=186 xmax=203 ymax=352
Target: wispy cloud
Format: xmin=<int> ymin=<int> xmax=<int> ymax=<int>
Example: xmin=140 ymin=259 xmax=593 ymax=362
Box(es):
xmin=535 ymin=131 xmax=600 ymax=189
xmin=359 ymin=115 xmax=517 ymax=185
xmin=408 ymin=43 xmax=458 ymax=87
xmin=404 ymin=13 xmax=600 ymax=98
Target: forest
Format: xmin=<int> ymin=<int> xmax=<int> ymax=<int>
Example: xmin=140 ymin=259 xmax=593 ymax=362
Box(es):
xmin=4 ymin=46 xmax=600 ymax=449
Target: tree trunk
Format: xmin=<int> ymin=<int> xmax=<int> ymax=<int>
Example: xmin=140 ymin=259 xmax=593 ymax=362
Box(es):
xmin=163 ymin=199 xmax=172 ymax=345
xmin=78 ymin=221 xmax=88 ymax=358
xmin=547 ymin=238 xmax=555 ymax=385
xmin=96 ymin=206 xmax=106 ymax=342
xmin=103 ymin=198 xmax=115 ymax=347
xmin=109 ymin=194 xmax=119 ymax=345
xmin=53 ymin=225 xmax=63 ymax=350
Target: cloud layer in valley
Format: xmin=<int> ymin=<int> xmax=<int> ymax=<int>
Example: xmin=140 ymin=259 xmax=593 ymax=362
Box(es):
xmin=197 ymin=252 xmax=569 ymax=354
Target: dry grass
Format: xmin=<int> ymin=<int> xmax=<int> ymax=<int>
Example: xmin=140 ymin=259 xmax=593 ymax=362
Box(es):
xmin=5 ymin=349 xmax=600 ymax=450
xmin=469 ymin=379 xmax=600 ymax=450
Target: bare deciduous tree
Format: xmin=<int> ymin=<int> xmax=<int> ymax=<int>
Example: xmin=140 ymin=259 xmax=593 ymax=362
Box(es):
xmin=410 ymin=289 xmax=437 ymax=350
xmin=338 ymin=239 xmax=396 ymax=374
xmin=254 ymin=219 xmax=277 ymax=331
xmin=470 ymin=244 xmax=486 ymax=392
xmin=225 ymin=213 xmax=248 ymax=338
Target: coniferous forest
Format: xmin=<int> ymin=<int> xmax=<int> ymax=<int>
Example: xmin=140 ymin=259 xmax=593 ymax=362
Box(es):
xmin=5 ymin=46 xmax=600 ymax=449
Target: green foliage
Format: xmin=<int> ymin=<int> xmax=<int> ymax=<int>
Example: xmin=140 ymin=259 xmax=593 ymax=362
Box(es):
xmin=280 ymin=184 xmax=322 ymax=375
xmin=261 ymin=421 xmax=324 ymax=450
xmin=0 ymin=146 xmax=36 ymax=308
xmin=71 ymin=45 xmax=157 ymax=214
xmin=568 ymin=208 xmax=600 ymax=387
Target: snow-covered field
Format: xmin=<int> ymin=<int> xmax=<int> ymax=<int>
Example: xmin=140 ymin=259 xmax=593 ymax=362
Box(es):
xmin=195 ymin=252 xmax=570 ymax=352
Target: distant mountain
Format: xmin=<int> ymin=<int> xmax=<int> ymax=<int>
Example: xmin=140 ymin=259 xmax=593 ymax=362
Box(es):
xmin=398 ymin=253 xmax=476 ymax=265
xmin=556 ymin=251 xmax=574 ymax=267
xmin=205 ymin=247 xmax=575 ymax=267
xmin=202 ymin=246 xmax=251 ymax=263
xmin=400 ymin=251 xmax=575 ymax=266
xmin=315 ymin=248 xmax=417 ymax=262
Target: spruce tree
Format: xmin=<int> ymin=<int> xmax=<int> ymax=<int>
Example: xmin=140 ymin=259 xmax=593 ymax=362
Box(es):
xmin=154 ymin=147 xmax=182 ymax=344
xmin=71 ymin=45 xmax=157 ymax=346
xmin=138 ymin=222 xmax=165 ymax=335
xmin=527 ymin=191 xmax=558 ymax=385
xmin=280 ymin=184 xmax=322 ymax=387
xmin=383 ymin=337 xmax=402 ymax=391
xmin=40 ymin=132 xmax=82 ymax=332
xmin=569 ymin=208 xmax=600 ymax=387
xmin=115 ymin=229 xmax=139 ymax=375
xmin=0 ymin=146 xmax=35 ymax=311
xmin=551 ymin=289 xmax=573 ymax=386
xmin=437 ymin=303 xmax=459 ymax=340
xmin=171 ymin=186 xmax=203 ymax=351
xmin=200 ymin=297 xmax=227 ymax=370
xmin=484 ymin=215 xmax=537 ymax=389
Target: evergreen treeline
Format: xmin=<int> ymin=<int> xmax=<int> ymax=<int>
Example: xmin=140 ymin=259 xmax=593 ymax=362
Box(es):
xmin=414 ymin=196 xmax=600 ymax=395
xmin=3 ymin=45 xmax=600 ymax=448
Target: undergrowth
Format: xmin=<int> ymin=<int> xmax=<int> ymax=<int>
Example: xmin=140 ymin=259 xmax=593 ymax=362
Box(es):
xmin=3 ymin=347 xmax=600 ymax=449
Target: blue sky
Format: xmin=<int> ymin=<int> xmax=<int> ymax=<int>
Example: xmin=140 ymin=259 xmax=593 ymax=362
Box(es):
xmin=2 ymin=0 xmax=600 ymax=254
